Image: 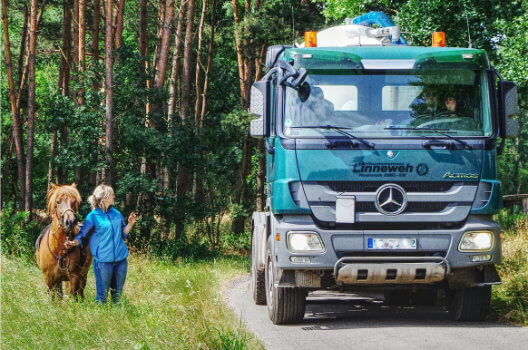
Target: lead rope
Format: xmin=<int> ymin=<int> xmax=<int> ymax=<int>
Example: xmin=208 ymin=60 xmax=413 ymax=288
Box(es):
xmin=46 ymin=229 xmax=70 ymax=272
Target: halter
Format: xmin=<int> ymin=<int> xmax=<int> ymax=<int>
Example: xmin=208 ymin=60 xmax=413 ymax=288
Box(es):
xmin=50 ymin=206 xmax=76 ymax=235
xmin=48 ymin=204 xmax=78 ymax=271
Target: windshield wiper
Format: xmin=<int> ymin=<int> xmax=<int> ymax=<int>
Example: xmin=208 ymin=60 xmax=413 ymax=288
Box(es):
xmin=291 ymin=125 xmax=375 ymax=149
xmin=385 ymin=126 xmax=473 ymax=150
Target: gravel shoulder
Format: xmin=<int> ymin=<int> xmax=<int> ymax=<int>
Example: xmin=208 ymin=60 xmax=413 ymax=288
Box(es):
xmin=224 ymin=275 xmax=528 ymax=350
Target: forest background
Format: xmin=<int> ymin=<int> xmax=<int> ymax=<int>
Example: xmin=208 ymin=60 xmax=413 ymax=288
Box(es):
xmin=1 ymin=0 xmax=527 ymax=258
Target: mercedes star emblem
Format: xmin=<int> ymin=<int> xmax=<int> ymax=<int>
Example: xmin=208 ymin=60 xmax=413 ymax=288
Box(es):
xmin=375 ymin=184 xmax=407 ymax=215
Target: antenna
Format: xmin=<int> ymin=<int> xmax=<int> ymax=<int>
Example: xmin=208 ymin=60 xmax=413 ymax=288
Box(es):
xmin=291 ymin=5 xmax=295 ymax=47
xmin=465 ymin=13 xmax=472 ymax=48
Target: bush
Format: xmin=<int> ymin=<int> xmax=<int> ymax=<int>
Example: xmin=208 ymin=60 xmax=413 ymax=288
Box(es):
xmin=1 ymin=205 xmax=44 ymax=259
xmin=222 ymin=229 xmax=251 ymax=256
xmin=491 ymin=217 xmax=528 ymax=325
xmin=496 ymin=209 xmax=527 ymax=230
xmin=147 ymin=232 xmax=218 ymax=262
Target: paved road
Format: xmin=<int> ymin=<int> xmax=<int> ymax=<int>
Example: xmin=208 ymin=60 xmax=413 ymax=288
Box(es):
xmin=224 ymin=275 xmax=528 ymax=350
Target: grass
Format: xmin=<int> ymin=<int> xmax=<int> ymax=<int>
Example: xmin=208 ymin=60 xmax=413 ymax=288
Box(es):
xmin=491 ymin=216 xmax=528 ymax=325
xmin=1 ymin=254 xmax=264 ymax=349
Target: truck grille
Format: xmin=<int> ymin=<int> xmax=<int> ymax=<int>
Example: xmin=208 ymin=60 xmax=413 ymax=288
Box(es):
xmin=300 ymin=181 xmax=479 ymax=224
xmin=355 ymin=202 xmax=448 ymax=213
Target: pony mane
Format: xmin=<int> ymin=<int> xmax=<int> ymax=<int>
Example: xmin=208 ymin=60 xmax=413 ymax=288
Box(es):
xmin=46 ymin=184 xmax=82 ymax=217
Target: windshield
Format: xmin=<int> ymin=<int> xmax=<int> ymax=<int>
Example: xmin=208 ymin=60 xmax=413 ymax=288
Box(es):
xmin=283 ymin=70 xmax=491 ymax=138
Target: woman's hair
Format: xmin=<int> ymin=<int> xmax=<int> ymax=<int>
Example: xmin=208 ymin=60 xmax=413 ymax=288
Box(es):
xmin=87 ymin=184 xmax=114 ymax=211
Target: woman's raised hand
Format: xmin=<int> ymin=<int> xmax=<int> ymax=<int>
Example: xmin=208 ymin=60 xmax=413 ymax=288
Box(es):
xmin=128 ymin=212 xmax=137 ymax=225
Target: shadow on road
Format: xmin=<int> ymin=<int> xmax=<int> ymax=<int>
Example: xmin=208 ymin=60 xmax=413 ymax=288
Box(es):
xmin=300 ymin=294 xmax=513 ymax=330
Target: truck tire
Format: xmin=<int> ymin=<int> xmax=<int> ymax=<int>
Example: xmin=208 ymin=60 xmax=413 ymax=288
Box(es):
xmin=251 ymin=228 xmax=266 ymax=305
xmin=265 ymin=250 xmax=306 ymax=324
xmin=448 ymin=285 xmax=491 ymax=321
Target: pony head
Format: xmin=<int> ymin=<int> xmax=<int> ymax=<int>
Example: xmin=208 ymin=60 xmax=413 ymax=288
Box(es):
xmin=47 ymin=183 xmax=82 ymax=233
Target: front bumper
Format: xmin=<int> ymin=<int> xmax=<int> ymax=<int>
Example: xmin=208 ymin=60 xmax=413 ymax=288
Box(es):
xmin=271 ymin=214 xmax=501 ymax=271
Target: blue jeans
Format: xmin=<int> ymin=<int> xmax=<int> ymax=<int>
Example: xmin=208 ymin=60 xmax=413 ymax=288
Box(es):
xmin=93 ymin=258 xmax=128 ymax=303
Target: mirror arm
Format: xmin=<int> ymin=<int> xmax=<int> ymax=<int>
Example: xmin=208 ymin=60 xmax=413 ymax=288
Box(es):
xmin=497 ymin=138 xmax=505 ymax=156
xmin=493 ymin=67 xmax=506 ymax=151
xmin=265 ymin=138 xmax=275 ymax=155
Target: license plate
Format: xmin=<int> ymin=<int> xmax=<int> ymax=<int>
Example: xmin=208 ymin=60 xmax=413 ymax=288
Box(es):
xmin=368 ymin=237 xmax=417 ymax=250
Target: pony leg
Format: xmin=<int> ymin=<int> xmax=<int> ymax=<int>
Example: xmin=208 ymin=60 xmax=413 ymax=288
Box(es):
xmin=48 ymin=282 xmax=62 ymax=300
xmin=68 ymin=276 xmax=82 ymax=300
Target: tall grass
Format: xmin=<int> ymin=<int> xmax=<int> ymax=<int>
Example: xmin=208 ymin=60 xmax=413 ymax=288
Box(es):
xmin=491 ymin=215 xmax=528 ymax=325
xmin=1 ymin=254 xmax=264 ymax=349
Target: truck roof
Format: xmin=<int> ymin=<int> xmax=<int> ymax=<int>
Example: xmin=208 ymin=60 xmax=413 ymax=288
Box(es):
xmin=284 ymin=46 xmax=490 ymax=70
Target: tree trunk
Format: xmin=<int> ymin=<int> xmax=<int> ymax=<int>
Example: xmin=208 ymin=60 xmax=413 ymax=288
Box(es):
xmin=200 ymin=0 xmax=215 ymax=124
xmin=152 ymin=0 xmax=167 ymax=75
xmin=114 ymin=0 xmax=126 ymax=49
xmin=2 ymin=0 xmax=26 ymax=209
xmin=25 ymin=0 xmax=38 ymax=213
xmin=167 ymin=0 xmax=186 ymax=121
xmin=17 ymin=6 xmax=29 ymax=89
xmin=72 ymin=0 xmax=79 ymax=67
xmin=193 ymin=0 xmax=207 ymax=122
xmin=104 ymin=0 xmax=116 ymax=187
xmin=48 ymin=131 xmax=57 ymax=185
xmin=138 ymin=0 xmax=148 ymax=59
xmin=56 ymin=0 xmax=72 ymax=183
xmin=231 ymin=0 xmax=245 ymax=108
xmin=154 ymin=0 xmax=175 ymax=91
xmin=180 ymin=0 xmax=195 ymax=121
xmin=78 ymin=0 xmax=86 ymax=105
xmin=91 ymin=0 xmax=100 ymax=68
xmin=175 ymin=0 xmax=196 ymax=238
xmin=78 ymin=0 xmax=86 ymax=72
xmin=164 ymin=1 xmax=186 ymax=191
xmin=60 ymin=0 xmax=72 ymax=96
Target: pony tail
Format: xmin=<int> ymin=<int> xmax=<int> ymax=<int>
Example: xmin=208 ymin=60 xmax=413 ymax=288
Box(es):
xmin=88 ymin=195 xmax=97 ymax=210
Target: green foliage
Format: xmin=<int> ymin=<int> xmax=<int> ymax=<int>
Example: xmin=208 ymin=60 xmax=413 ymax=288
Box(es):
xmin=320 ymin=0 xmax=404 ymax=21
xmin=146 ymin=233 xmax=217 ymax=262
xmin=222 ymin=229 xmax=252 ymax=256
xmin=0 ymin=205 xmax=44 ymax=258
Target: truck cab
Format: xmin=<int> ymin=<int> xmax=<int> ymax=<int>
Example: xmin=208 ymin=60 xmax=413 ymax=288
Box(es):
xmin=249 ymin=12 xmax=519 ymax=324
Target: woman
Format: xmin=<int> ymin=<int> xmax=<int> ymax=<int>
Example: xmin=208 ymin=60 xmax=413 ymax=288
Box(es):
xmin=65 ymin=184 xmax=136 ymax=303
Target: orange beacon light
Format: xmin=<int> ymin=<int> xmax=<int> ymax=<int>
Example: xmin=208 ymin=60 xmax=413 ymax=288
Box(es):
xmin=305 ymin=31 xmax=317 ymax=47
xmin=432 ymin=31 xmax=446 ymax=47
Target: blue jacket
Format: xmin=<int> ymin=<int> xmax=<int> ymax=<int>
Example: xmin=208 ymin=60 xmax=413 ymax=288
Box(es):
xmin=74 ymin=207 xmax=129 ymax=263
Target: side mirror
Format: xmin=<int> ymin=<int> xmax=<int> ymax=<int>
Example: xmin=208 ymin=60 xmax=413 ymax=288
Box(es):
xmin=499 ymin=81 xmax=519 ymax=139
xmin=249 ymin=80 xmax=270 ymax=138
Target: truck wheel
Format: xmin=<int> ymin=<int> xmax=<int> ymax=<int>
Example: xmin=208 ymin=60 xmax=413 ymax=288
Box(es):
xmin=251 ymin=230 xmax=266 ymax=305
xmin=448 ymin=285 xmax=491 ymax=321
xmin=265 ymin=252 xmax=306 ymax=324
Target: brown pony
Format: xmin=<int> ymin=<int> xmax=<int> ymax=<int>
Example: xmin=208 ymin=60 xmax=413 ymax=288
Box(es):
xmin=35 ymin=183 xmax=92 ymax=298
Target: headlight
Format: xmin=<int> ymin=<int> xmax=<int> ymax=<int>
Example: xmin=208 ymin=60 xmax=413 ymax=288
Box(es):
xmin=287 ymin=232 xmax=324 ymax=253
xmin=458 ymin=231 xmax=494 ymax=252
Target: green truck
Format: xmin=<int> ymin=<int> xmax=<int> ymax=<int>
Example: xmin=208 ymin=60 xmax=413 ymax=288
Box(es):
xmin=249 ymin=12 xmax=519 ymax=324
